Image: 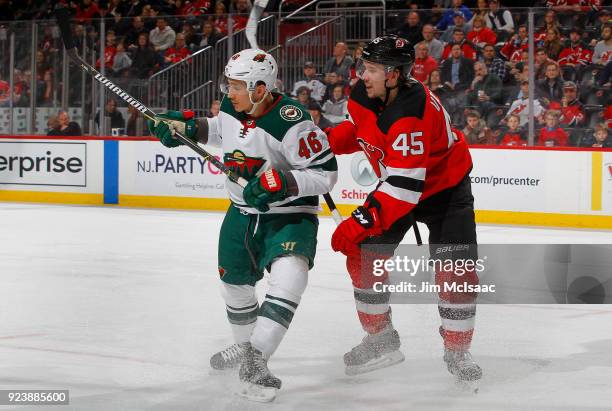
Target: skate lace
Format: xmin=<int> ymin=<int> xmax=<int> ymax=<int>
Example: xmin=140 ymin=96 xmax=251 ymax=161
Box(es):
xmin=220 ymin=344 xmax=245 ymax=362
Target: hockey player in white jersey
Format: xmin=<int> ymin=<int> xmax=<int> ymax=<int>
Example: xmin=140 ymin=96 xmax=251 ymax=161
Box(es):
xmin=149 ymin=49 xmax=337 ymax=402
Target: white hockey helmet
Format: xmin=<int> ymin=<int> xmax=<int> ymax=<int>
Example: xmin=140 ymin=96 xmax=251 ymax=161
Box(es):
xmin=223 ymin=48 xmax=278 ymax=92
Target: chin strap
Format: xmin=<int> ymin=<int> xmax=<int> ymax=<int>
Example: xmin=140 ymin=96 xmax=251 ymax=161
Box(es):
xmin=246 ymin=90 xmax=269 ymax=115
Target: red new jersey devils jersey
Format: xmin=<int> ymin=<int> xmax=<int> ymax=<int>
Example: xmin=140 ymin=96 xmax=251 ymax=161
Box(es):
xmin=328 ymin=80 xmax=473 ymax=229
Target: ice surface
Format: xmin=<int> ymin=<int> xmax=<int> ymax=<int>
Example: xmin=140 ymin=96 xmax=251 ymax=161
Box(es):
xmin=1 ymin=203 xmax=611 ymax=410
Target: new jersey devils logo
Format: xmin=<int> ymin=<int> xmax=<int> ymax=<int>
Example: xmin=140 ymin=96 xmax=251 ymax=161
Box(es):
xmin=357 ymin=138 xmax=385 ymax=177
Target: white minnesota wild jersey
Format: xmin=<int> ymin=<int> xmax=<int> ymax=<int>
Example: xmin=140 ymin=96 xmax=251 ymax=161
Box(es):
xmin=206 ymin=93 xmax=337 ymax=214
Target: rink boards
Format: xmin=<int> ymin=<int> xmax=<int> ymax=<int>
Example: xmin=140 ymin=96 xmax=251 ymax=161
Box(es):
xmin=1 ymin=136 xmax=611 ymax=229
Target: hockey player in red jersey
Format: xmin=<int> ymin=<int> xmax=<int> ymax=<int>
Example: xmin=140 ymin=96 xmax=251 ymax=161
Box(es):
xmin=327 ymin=35 xmax=482 ymax=381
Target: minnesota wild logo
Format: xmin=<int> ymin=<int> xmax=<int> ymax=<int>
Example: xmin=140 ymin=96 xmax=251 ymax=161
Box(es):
xmin=253 ymin=53 xmax=267 ymax=62
xmin=280 ymin=105 xmax=303 ymax=121
xmin=223 ymin=150 xmax=265 ymax=179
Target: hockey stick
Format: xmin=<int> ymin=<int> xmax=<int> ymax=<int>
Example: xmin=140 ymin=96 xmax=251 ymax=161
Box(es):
xmin=54 ymin=7 xmax=249 ymax=188
xmin=57 ymin=7 xmax=341 ymax=223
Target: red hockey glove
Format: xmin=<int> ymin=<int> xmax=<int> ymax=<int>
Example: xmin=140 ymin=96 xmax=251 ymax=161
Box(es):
xmin=331 ymin=206 xmax=383 ymax=256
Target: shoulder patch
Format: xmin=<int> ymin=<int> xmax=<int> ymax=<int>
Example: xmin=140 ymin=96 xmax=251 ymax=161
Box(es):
xmin=279 ymin=105 xmax=303 ymax=122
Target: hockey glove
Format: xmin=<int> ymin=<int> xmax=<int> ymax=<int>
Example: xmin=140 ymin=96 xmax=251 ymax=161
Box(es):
xmin=331 ymin=206 xmax=383 ymax=256
xmin=147 ymin=110 xmax=197 ymax=148
xmin=243 ymin=169 xmax=290 ymax=212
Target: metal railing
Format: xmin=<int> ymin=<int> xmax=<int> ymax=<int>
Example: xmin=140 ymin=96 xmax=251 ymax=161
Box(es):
xmin=316 ymin=0 xmax=385 ymax=42
xmin=181 ymin=80 xmax=214 ymax=116
xmin=280 ymin=16 xmax=346 ymax=96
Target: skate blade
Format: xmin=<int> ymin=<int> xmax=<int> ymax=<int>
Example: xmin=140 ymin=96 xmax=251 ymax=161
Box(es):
xmin=456 ymin=378 xmax=479 ymax=394
xmin=345 ymin=350 xmax=405 ymax=376
xmin=235 ymin=382 xmax=277 ymax=403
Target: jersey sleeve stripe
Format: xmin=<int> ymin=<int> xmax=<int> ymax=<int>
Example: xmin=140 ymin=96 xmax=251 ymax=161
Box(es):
xmin=378 ymin=181 xmax=422 ymax=204
xmin=310 ymin=148 xmax=332 ymax=163
xmin=307 ymin=156 xmax=338 ymax=171
xmin=385 ymin=175 xmax=425 ymax=193
xmin=386 ymin=166 xmax=426 ymax=180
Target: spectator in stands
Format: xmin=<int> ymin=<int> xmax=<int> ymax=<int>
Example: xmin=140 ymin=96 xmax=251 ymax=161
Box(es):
xmin=467 ymin=0 xmax=489 ymax=31
xmin=75 ymin=0 xmax=101 ymax=25
xmin=579 ymin=123 xmax=611 ymax=148
xmin=307 ymin=100 xmax=333 ymax=130
xmin=292 ymin=61 xmax=326 ymax=102
xmin=485 ymin=0 xmax=514 ymax=42
xmin=498 ymin=114 xmax=527 ymax=146
xmin=130 ymin=33 xmax=160 ymax=79
xmin=541 ymin=27 xmax=563 ymax=61
xmin=206 ymin=100 xmax=221 ymax=118
xmin=57 ymin=110 xmax=82 ymax=136
xmin=113 ymin=41 xmax=133 ymax=76
xmin=593 ymin=24 xmax=612 ymax=66
xmin=126 ymin=105 xmax=143 ymax=136
xmin=232 ymin=0 xmax=251 ymax=31
xmin=437 ymin=0 xmax=472 ymax=31
xmin=558 ymin=28 xmax=593 ymax=81
xmin=164 ymin=33 xmax=192 ymax=66
xmin=467 ymin=16 xmax=497 ymax=51
xmin=395 ymin=11 xmax=423 ymax=46
xmin=46 ymin=115 xmax=61 ymax=136
xmin=468 ymin=61 xmax=503 ymax=124
xmin=535 ymin=10 xmax=561 ymax=43
xmin=96 ymin=30 xmax=117 ymax=70
xmin=442 ymin=29 xmax=477 ymax=61
xmin=481 ymin=44 xmax=509 ymax=83
xmin=295 ymin=86 xmax=312 ymax=107
xmin=441 ymin=44 xmax=474 ymax=120
xmin=594 ymin=9 xmax=611 ymax=34
xmin=500 ymin=25 xmax=528 ymax=61
xmin=322 ymin=72 xmax=345 ymax=103
xmin=504 ymin=80 xmax=545 ymax=127
xmin=535 ymin=47 xmax=554 ymax=80
xmin=36 ymin=69 xmax=53 ymax=106
xmin=441 ymin=44 xmax=475 ymax=91
xmin=180 ymin=22 xmax=198 ymax=50
xmin=95 ymin=98 xmax=126 ymax=131
xmin=141 ymin=5 xmax=157 ymax=31
xmin=125 ymin=16 xmax=148 ymax=48
xmin=549 ymin=81 xmax=586 ymax=127
xmin=0 ymin=72 xmax=9 ymax=106
xmin=348 ymin=45 xmax=364 ymax=87
xmin=537 ymin=62 xmax=564 ymax=106
xmin=440 ymin=12 xmax=469 ymax=44
xmin=104 ymin=0 xmax=124 ymax=31
xmin=150 ymin=17 xmax=176 ymax=53
xmin=199 ymin=21 xmax=220 ymax=49
xmin=323 ymin=42 xmax=354 ymax=80
xmin=213 ymin=2 xmax=229 ymax=35
xmin=322 ymin=84 xmax=349 ymax=125
xmin=412 ymin=41 xmax=439 ymax=83
xmin=422 ymin=24 xmax=444 ymax=62
xmin=538 ymin=109 xmax=569 ymax=146
xmin=462 ymin=110 xmax=494 ymax=145
xmin=426 ymin=69 xmax=450 ymax=100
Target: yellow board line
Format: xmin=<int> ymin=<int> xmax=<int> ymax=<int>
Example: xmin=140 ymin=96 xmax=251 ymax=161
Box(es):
xmin=2 ymin=191 xmax=612 ymax=230
xmin=0 ymin=190 xmax=103 ymax=205
xmin=591 ymin=152 xmax=603 ymax=211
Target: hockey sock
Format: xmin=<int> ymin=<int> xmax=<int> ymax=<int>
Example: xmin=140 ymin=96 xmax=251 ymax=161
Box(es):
xmin=251 ymin=255 xmax=308 ymax=358
xmin=221 ymin=283 xmax=258 ymax=343
xmin=347 ymin=253 xmax=392 ymax=334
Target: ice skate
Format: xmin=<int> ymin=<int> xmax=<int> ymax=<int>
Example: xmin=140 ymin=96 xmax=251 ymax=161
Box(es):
xmin=210 ymin=342 xmax=248 ymax=370
xmin=444 ymin=349 xmax=482 ymax=392
xmin=344 ymin=327 xmax=405 ymax=376
xmin=236 ymin=343 xmax=281 ymax=402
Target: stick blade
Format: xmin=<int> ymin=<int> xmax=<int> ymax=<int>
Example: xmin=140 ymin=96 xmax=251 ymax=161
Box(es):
xmin=54 ymin=6 xmax=75 ymax=50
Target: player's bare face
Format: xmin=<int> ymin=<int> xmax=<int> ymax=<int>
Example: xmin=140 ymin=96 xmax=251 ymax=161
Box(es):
xmin=358 ymin=60 xmax=390 ymax=99
xmin=226 ymin=79 xmax=251 ymax=112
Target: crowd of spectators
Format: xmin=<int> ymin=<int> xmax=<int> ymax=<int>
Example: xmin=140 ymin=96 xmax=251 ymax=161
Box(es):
xmin=1 ymin=0 xmax=611 ymax=146
xmin=290 ymin=1 xmax=611 ymax=147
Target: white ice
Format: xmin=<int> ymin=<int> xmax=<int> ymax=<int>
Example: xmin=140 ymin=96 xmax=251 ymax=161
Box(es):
xmin=1 ymin=203 xmax=611 ymax=411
